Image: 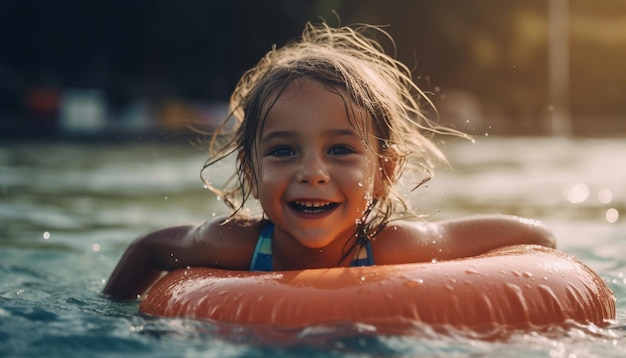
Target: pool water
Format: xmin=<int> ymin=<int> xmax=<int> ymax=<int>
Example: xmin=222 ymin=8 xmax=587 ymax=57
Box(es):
xmin=1 ymin=137 xmax=624 ymax=357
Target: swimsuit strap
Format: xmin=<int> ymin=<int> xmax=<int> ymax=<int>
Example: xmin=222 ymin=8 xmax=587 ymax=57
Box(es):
xmin=249 ymin=222 xmax=274 ymax=271
xmin=249 ymin=222 xmax=375 ymax=271
xmin=351 ymin=239 xmax=375 ymax=267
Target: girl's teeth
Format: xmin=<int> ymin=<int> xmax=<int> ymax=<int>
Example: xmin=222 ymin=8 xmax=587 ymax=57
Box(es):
xmin=292 ymin=201 xmax=336 ymax=213
xmin=296 ymin=201 xmax=330 ymax=207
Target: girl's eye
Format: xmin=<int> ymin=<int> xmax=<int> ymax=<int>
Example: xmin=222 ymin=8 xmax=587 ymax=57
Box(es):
xmin=329 ymin=146 xmax=354 ymax=156
xmin=268 ymin=146 xmax=294 ymax=157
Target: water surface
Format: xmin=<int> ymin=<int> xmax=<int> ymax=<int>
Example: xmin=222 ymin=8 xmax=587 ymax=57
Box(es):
xmin=1 ymin=137 xmax=624 ymax=357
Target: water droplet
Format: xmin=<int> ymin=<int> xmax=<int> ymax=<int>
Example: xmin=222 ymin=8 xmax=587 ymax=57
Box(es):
xmin=565 ymin=183 xmax=589 ymax=204
xmin=360 ymin=276 xmax=366 ymax=282
xmin=404 ymin=279 xmax=424 ymax=287
xmin=164 ymin=196 xmax=168 ymax=200
xmin=43 ymin=231 xmax=50 ymax=240
xmin=598 ymin=188 xmax=613 ymax=204
xmin=357 ymin=182 xmax=364 ymax=187
xmin=91 ymin=243 xmax=101 ymax=252
xmin=431 ymin=258 xmax=438 ymax=264
xmin=606 ymin=208 xmax=619 ymax=223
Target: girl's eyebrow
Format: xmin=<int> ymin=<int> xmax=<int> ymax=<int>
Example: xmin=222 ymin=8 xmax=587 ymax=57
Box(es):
xmin=260 ymin=130 xmax=294 ymax=143
xmin=260 ymin=128 xmax=360 ymax=143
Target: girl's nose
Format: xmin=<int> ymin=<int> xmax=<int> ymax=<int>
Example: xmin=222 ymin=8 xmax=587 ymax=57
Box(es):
xmin=296 ymin=156 xmax=330 ymax=185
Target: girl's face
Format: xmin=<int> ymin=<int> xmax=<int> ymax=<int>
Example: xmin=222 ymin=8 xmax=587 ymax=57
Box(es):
xmin=253 ymin=78 xmax=384 ymax=251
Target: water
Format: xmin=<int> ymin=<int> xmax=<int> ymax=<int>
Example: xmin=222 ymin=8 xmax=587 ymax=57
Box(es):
xmin=1 ymin=137 xmax=625 ymax=357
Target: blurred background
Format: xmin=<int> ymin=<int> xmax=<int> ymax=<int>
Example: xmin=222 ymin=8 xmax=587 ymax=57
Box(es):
xmin=1 ymin=0 xmax=625 ymax=140
xmin=1 ymin=2 xmax=625 ymax=355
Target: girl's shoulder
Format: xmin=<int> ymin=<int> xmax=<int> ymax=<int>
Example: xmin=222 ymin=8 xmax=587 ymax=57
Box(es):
xmin=371 ymin=219 xmax=440 ymax=264
xmin=196 ymin=215 xmax=265 ymax=241
xmin=191 ymin=215 xmax=266 ymax=269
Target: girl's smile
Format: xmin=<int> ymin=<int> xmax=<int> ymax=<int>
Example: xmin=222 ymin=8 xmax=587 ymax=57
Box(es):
xmin=253 ymin=78 xmax=382 ymax=257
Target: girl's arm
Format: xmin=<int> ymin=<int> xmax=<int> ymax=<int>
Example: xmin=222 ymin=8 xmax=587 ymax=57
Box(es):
xmin=101 ymin=225 xmax=196 ymax=300
xmin=434 ymin=214 xmax=556 ymax=259
xmin=376 ymin=214 xmax=556 ymax=264
xmin=102 ymin=217 xmax=259 ymax=300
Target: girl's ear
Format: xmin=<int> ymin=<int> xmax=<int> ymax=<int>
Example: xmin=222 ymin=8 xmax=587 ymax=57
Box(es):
xmin=251 ymin=175 xmax=259 ymax=199
xmin=373 ymin=148 xmax=398 ymax=199
xmin=238 ymin=151 xmax=259 ymax=199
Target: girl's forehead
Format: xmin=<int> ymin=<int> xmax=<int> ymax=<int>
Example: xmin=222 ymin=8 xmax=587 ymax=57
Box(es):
xmin=258 ymin=77 xmax=372 ymax=136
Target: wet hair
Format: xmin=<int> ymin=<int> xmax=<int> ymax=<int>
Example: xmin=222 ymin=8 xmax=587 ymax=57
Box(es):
xmin=201 ymin=21 xmax=468 ymax=241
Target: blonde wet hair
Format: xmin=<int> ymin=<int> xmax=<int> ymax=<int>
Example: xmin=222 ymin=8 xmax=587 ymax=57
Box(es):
xmin=201 ymin=21 xmax=467 ymax=240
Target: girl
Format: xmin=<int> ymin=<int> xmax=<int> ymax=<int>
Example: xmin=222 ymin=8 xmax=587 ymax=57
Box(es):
xmin=103 ymin=22 xmax=555 ymax=300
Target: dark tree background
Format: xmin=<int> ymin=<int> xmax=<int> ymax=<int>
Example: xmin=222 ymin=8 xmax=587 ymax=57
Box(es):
xmin=1 ymin=0 xmax=625 ymax=137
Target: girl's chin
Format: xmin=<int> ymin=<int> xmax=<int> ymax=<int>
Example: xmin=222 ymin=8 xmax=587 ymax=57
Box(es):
xmin=293 ymin=236 xmax=336 ymax=250
xmin=289 ymin=228 xmax=356 ymax=250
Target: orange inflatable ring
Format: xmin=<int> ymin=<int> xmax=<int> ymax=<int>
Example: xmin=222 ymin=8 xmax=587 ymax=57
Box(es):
xmin=139 ymin=245 xmax=615 ymax=330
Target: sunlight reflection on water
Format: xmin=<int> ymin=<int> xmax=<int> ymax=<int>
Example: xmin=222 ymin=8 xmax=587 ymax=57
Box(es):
xmin=0 ymin=137 xmax=624 ymax=357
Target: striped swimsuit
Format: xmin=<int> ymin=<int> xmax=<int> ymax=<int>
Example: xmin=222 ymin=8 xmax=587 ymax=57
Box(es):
xmin=250 ymin=222 xmax=375 ymax=271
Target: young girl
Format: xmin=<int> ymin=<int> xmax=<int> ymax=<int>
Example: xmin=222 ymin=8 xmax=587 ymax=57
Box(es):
xmin=103 ymin=22 xmax=555 ymax=300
